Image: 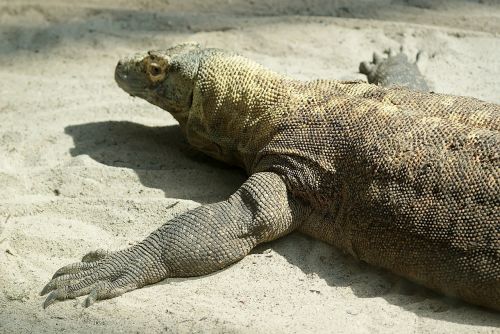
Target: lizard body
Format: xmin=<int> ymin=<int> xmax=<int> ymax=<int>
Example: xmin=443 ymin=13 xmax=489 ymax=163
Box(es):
xmin=42 ymin=43 xmax=499 ymax=311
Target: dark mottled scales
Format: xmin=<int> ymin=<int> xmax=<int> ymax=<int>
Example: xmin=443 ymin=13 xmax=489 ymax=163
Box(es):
xmin=42 ymin=43 xmax=499 ymax=311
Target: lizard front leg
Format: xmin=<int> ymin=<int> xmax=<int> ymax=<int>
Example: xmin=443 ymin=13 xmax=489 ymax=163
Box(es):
xmin=41 ymin=172 xmax=308 ymax=308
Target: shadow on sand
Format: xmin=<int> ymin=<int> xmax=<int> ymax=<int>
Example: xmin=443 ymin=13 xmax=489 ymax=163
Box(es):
xmin=65 ymin=121 xmax=246 ymax=203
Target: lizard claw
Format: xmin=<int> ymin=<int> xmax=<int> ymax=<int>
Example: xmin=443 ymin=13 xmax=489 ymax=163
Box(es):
xmin=40 ymin=282 xmax=54 ymax=296
xmin=85 ymin=288 xmax=99 ymax=308
xmin=43 ymin=290 xmax=59 ymax=309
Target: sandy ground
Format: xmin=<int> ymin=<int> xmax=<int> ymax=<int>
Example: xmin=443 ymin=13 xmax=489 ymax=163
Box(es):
xmin=0 ymin=0 xmax=499 ymax=333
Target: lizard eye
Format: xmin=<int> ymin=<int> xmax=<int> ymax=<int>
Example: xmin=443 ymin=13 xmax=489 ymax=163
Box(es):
xmin=149 ymin=63 xmax=162 ymax=77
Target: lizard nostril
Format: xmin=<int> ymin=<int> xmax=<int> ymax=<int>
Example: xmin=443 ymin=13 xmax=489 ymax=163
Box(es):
xmin=116 ymin=60 xmax=128 ymax=74
xmin=115 ymin=65 xmax=128 ymax=82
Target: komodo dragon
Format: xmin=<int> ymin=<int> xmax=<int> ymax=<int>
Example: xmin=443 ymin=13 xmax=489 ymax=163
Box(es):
xmin=41 ymin=43 xmax=499 ymax=310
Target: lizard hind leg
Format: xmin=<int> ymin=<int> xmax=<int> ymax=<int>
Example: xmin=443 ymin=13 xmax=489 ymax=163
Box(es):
xmin=359 ymin=46 xmax=430 ymax=92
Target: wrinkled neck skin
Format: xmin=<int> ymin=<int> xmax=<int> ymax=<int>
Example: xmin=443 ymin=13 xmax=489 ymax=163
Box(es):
xmin=180 ymin=50 xmax=293 ymax=172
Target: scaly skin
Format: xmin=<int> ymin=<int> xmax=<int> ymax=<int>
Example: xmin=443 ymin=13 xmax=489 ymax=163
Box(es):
xmin=42 ymin=43 xmax=499 ymax=310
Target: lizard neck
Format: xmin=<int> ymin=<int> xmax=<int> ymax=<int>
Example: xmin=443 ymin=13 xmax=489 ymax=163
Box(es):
xmin=181 ymin=51 xmax=294 ymax=171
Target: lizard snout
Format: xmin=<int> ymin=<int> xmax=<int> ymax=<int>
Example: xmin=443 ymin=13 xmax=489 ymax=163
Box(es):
xmin=114 ymin=58 xmax=146 ymax=97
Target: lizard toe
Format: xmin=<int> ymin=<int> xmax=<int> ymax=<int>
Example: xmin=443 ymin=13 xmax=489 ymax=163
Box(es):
xmin=384 ymin=48 xmax=398 ymax=57
xmin=373 ymin=52 xmax=384 ymax=64
xmin=84 ymin=277 xmax=139 ymax=307
xmin=359 ymin=61 xmax=375 ymax=76
xmin=41 ymin=270 xmax=95 ymax=296
xmin=51 ymin=261 xmax=101 ymax=279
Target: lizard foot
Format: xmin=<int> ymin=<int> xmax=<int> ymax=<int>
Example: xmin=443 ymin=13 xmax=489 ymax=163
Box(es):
xmin=359 ymin=47 xmax=410 ymax=78
xmin=40 ymin=245 xmax=167 ymax=308
xmin=359 ymin=46 xmax=429 ymax=91
xmin=359 ymin=50 xmax=387 ymax=77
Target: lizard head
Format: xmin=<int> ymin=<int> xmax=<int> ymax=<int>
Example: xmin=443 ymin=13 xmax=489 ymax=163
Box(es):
xmin=115 ymin=42 xmax=201 ymax=119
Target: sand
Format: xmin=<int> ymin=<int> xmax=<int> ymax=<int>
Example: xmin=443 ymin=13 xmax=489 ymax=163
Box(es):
xmin=0 ymin=0 xmax=499 ymax=333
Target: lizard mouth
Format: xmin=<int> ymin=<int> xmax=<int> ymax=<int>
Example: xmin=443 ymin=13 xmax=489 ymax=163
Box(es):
xmin=114 ymin=69 xmax=133 ymax=96
xmin=187 ymin=90 xmax=194 ymax=109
